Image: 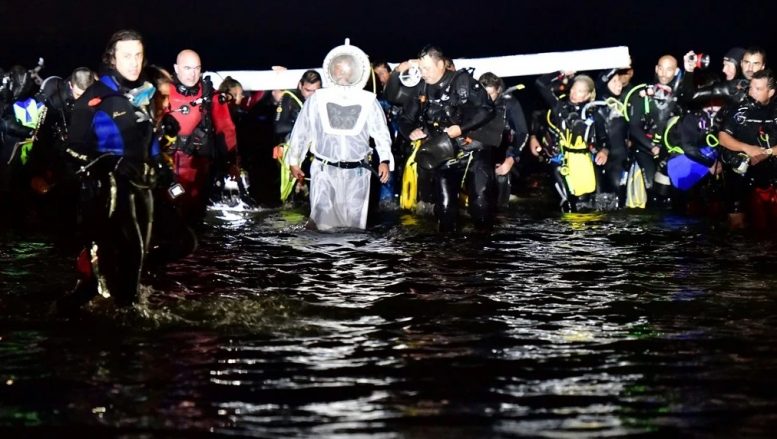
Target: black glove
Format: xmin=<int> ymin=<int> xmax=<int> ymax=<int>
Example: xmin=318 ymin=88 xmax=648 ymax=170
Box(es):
xmin=160 ymin=113 xmax=180 ymax=137
xmin=158 ymin=113 xmax=180 ymax=148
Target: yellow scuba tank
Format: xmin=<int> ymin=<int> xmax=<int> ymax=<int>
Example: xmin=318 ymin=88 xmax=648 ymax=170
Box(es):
xmin=561 ymin=135 xmax=596 ymax=196
xmin=400 ymin=140 xmax=421 ymax=210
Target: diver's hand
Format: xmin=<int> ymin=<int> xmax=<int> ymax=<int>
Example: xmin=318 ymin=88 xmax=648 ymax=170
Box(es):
xmin=378 ymin=162 xmax=390 ymax=183
xmin=290 ymin=165 xmax=305 ymax=182
xmin=749 ymin=147 xmax=770 ymax=166
xmin=495 ymin=157 xmax=514 ymax=176
xmin=529 ymin=135 xmax=541 ymax=157
xmin=595 ymin=149 xmax=609 ymax=165
xmin=395 ymin=60 xmax=417 ymax=73
xmin=444 ymin=125 xmax=462 ymax=138
xmin=409 ymin=128 xmax=427 ymax=141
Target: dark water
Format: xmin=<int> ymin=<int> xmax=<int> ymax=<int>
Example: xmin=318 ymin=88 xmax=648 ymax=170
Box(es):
xmin=2 ymin=202 xmax=777 ymax=438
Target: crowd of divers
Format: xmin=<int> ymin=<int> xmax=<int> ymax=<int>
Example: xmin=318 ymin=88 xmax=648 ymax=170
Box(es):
xmin=0 ymin=44 xmax=774 ymax=310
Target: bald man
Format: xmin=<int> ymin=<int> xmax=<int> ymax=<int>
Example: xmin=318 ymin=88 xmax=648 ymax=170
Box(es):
xmin=174 ymin=49 xmax=202 ymax=89
xmin=164 ymin=49 xmax=238 ymax=223
xmin=655 ymin=55 xmax=678 ymax=86
xmin=624 ymin=54 xmax=687 ymax=208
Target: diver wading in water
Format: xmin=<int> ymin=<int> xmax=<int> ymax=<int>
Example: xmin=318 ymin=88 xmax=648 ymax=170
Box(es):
xmin=58 ymin=30 xmax=168 ymax=311
xmin=284 ymin=39 xmax=393 ymax=231
xmin=398 ymin=46 xmax=496 ymax=233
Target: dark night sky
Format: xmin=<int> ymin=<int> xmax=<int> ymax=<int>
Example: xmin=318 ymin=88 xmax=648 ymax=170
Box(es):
xmin=2 ymin=0 xmax=777 ymax=85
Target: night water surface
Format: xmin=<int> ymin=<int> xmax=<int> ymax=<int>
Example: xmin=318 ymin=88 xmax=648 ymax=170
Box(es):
xmin=2 ymin=202 xmax=777 ymax=437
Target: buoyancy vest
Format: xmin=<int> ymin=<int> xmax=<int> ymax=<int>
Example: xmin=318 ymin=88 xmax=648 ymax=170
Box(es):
xmin=167 ymin=79 xmax=215 ymax=156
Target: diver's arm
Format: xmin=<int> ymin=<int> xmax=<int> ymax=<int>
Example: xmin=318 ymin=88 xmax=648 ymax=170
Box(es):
xmin=368 ymin=99 xmax=394 ymax=171
xmin=719 ymin=131 xmax=768 ymax=158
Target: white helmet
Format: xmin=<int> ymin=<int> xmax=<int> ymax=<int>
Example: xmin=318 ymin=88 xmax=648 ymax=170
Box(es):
xmin=322 ymin=38 xmax=371 ymax=90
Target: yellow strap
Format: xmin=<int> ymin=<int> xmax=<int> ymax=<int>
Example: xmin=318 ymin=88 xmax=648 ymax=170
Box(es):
xmin=663 ymin=116 xmax=684 ymax=154
xmin=623 ymin=84 xmax=647 ymax=122
xmin=281 ymin=90 xmax=304 ymax=108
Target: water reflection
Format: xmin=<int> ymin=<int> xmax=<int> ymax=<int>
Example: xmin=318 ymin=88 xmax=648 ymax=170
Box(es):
xmin=2 ymin=206 xmax=777 ymax=436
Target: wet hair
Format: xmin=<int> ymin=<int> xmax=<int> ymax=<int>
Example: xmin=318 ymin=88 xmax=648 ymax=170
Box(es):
xmin=102 ymin=29 xmax=144 ymax=68
xmin=299 ymin=69 xmax=322 ymax=86
xmin=751 ymin=68 xmax=775 ymax=90
xmin=418 ymin=45 xmax=445 ymax=62
xmin=478 ymin=72 xmax=504 ymax=93
xmin=743 ymin=47 xmax=767 ymax=66
xmin=218 ymin=76 xmax=243 ymax=93
xmin=69 ymin=67 xmax=96 ymax=91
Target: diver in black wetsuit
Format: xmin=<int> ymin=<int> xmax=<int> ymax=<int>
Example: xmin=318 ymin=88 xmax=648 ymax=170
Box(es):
xmin=593 ymin=68 xmax=630 ymax=208
xmin=718 ymin=68 xmax=777 ymax=230
xmin=398 ymin=45 xmax=495 ymax=233
xmin=682 ymin=47 xmax=765 ymax=109
xmin=58 ymin=30 xmax=165 ymax=311
xmin=625 ymin=55 xmax=689 ymax=206
xmin=478 ymin=72 xmax=528 ymax=209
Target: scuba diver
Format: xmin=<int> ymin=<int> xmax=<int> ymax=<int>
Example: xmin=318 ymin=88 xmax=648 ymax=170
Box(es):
xmin=397 ymin=45 xmax=495 ymax=233
xmin=284 ymin=39 xmax=393 ymax=231
xmin=164 ymin=49 xmax=238 ymax=224
xmin=681 ymin=47 xmax=749 ymax=107
xmin=0 ymin=63 xmax=44 ymax=223
xmin=592 ymin=68 xmax=630 ymax=209
xmin=210 ymin=76 xmax=254 ymax=208
xmin=272 ymin=69 xmax=322 ymax=205
xmin=717 ymin=68 xmax=777 ymax=230
xmin=371 ymin=60 xmax=401 ymax=210
xmin=624 ymin=55 xmax=689 ymax=208
xmin=478 ymin=72 xmax=529 ymax=209
xmin=58 ymin=29 xmax=167 ymax=310
xmin=20 ymin=68 xmax=96 ymax=232
xmin=536 ymin=70 xmax=605 ymax=212
xmin=383 ymin=59 xmax=427 ymax=212
xmin=660 ymin=89 xmax=725 ymax=215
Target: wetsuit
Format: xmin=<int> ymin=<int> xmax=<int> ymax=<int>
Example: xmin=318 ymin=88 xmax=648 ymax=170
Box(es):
xmin=626 ymin=82 xmax=682 ymax=191
xmin=63 ymin=72 xmax=160 ymax=307
xmin=719 ymin=97 xmax=777 ymax=228
xmin=274 ymin=89 xmax=304 ymax=143
xmin=592 ymin=85 xmax=629 ymax=195
xmin=166 ymin=77 xmax=237 ymax=222
xmin=491 ymin=93 xmax=529 ymax=207
xmin=536 ymin=73 xmax=605 ymax=211
xmin=400 ymin=68 xmax=495 ymax=232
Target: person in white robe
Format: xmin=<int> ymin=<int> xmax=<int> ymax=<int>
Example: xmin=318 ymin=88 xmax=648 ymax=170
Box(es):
xmin=285 ymin=40 xmax=394 ymax=230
